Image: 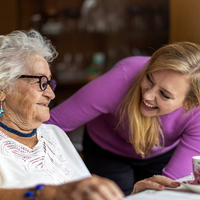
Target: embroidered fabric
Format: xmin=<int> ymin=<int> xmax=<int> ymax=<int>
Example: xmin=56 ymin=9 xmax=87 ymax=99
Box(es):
xmin=0 ymin=125 xmax=73 ymax=183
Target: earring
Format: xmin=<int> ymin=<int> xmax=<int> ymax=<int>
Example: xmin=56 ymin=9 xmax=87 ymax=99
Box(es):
xmin=0 ymin=101 xmax=4 ymax=116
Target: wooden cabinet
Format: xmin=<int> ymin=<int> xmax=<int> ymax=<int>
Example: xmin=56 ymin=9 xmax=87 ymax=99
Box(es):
xmin=0 ymin=0 xmax=19 ymax=34
xmin=170 ymin=0 xmax=200 ymax=44
xmin=2 ymin=0 xmax=170 ymax=107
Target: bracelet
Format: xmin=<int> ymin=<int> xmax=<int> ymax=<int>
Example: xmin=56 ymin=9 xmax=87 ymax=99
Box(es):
xmin=23 ymin=184 xmax=45 ymax=200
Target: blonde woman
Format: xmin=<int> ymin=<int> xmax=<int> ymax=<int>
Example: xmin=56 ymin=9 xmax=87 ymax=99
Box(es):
xmin=47 ymin=42 xmax=200 ymax=195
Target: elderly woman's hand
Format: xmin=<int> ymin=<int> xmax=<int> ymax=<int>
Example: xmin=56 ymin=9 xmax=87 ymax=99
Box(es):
xmin=41 ymin=175 xmax=124 ymax=200
xmin=131 ymin=175 xmax=181 ymax=194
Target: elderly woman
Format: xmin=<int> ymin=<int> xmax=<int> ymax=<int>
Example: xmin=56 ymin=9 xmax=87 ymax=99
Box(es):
xmin=0 ymin=29 xmax=121 ymax=200
xmin=0 ymin=29 xmax=180 ymax=200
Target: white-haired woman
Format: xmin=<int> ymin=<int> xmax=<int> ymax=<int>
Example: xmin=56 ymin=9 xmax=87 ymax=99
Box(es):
xmin=0 ymin=29 xmax=125 ymax=200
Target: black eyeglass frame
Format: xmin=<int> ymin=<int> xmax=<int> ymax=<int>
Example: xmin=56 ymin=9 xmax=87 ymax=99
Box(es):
xmin=19 ymin=75 xmax=57 ymax=91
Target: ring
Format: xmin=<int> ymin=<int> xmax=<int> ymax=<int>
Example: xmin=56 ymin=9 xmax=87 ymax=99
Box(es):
xmin=84 ymin=188 xmax=92 ymax=195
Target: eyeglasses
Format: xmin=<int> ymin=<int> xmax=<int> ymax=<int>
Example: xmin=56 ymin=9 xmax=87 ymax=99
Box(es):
xmin=19 ymin=75 xmax=57 ymax=91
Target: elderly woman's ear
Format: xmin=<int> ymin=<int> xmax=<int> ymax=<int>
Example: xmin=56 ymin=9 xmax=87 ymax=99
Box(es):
xmin=0 ymin=90 xmax=6 ymax=101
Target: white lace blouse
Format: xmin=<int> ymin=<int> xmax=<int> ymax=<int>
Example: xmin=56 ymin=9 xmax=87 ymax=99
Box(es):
xmin=0 ymin=124 xmax=91 ymax=188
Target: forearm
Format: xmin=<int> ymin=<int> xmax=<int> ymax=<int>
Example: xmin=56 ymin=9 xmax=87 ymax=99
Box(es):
xmin=0 ymin=176 xmax=124 ymax=200
xmin=0 ymin=186 xmax=56 ymax=200
xmin=162 ymin=137 xmax=200 ymax=179
xmin=0 ymin=188 xmax=27 ymax=200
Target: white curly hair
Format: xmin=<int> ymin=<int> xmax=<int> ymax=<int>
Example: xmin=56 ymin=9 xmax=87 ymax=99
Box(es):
xmin=0 ymin=29 xmax=58 ymax=92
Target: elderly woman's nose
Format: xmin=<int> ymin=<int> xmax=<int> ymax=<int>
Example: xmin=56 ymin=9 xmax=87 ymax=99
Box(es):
xmin=45 ymin=85 xmax=55 ymax=99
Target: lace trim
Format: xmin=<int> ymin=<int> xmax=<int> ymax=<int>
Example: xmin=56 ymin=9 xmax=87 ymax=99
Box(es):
xmin=0 ymin=125 xmax=73 ymax=183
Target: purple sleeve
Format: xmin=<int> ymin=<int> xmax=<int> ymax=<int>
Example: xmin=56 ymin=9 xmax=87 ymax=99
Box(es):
xmin=162 ymin=110 xmax=200 ymax=179
xmin=45 ymin=56 xmax=150 ymax=131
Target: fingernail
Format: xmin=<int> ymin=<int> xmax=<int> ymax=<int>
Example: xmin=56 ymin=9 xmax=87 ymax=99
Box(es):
xmin=159 ymin=185 xmax=164 ymax=188
xmin=171 ymin=182 xmax=180 ymax=186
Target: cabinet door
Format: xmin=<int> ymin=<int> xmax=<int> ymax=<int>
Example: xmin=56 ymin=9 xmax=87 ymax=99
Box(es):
xmin=0 ymin=0 xmax=18 ymax=34
xmin=170 ymin=0 xmax=200 ymax=44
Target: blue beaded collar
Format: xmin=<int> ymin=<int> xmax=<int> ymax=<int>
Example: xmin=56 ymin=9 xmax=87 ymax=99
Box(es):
xmin=0 ymin=121 xmax=37 ymax=137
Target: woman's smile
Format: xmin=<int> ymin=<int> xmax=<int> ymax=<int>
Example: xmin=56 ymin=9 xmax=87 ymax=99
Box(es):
xmin=143 ymin=99 xmax=158 ymax=109
xmin=140 ymin=69 xmax=190 ymax=117
xmin=37 ymin=102 xmax=49 ymax=107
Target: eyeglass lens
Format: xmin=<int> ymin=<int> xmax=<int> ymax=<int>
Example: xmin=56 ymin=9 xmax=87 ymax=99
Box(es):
xmin=50 ymin=79 xmax=56 ymax=91
xmin=41 ymin=76 xmax=56 ymax=91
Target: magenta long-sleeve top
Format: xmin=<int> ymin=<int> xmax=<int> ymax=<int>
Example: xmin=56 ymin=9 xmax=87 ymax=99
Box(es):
xmin=46 ymin=56 xmax=200 ymax=180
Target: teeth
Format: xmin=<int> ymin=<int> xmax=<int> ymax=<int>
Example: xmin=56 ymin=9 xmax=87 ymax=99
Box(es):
xmin=143 ymin=99 xmax=156 ymax=108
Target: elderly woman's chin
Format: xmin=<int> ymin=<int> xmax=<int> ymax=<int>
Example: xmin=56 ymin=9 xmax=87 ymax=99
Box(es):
xmin=43 ymin=115 xmax=50 ymax=123
xmin=36 ymin=108 xmax=51 ymax=124
xmin=42 ymin=112 xmax=51 ymax=123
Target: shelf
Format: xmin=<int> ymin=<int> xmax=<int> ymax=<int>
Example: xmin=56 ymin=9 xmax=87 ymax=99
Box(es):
xmin=16 ymin=0 xmax=170 ymax=107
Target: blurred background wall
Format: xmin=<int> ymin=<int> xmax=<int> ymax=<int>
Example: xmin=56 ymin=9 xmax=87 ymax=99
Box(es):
xmin=170 ymin=0 xmax=200 ymax=44
xmin=0 ymin=0 xmax=171 ymax=104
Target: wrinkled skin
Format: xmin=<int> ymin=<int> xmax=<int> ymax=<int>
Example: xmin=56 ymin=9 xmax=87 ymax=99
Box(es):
xmin=39 ymin=175 xmax=125 ymax=200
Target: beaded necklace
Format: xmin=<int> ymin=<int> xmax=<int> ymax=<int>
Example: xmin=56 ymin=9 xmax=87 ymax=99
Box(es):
xmin=0 ymin=121 xmax=37 ymax=137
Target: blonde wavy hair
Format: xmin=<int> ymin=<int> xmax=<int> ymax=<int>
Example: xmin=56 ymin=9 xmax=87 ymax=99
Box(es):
xmin=119 ymin=41 xmax=200 ymax=157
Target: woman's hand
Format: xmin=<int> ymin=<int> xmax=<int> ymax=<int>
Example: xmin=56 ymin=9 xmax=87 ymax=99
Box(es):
xmin=42 ymin=174 xmax=124 ymax=200
xmin=132 ymin=175 xmax=181 ymax=194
